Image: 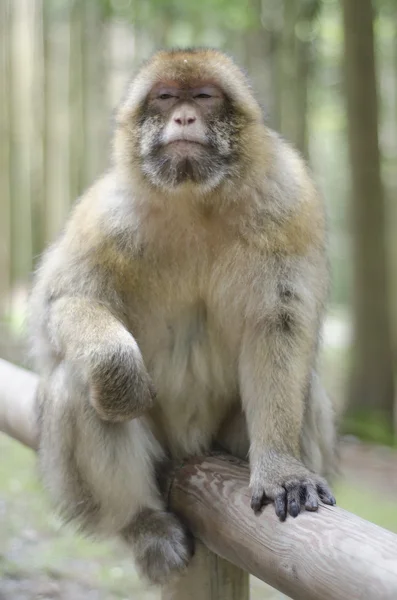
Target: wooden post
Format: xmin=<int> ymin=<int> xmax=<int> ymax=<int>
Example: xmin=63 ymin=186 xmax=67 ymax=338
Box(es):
xmin=162 ymin=542 xmax=249 ymax=600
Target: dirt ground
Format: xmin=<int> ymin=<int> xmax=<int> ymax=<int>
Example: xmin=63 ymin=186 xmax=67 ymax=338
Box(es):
xmin=1 ymin=436 xmax=396 ymax=600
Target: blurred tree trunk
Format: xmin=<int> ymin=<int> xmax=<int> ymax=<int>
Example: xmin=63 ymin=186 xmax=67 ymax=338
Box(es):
xmin=84 ymin=2 xmax=109 ymax=183
xmin=0 ymin=0 xmax=12 ymax=316
xmin=30 ymin=0 xmax=51 ymax=260
xmin=279 ymin=1 xmax=302 ymax=150
xmin=9 ymin=0 xmax=33 ymax=286
xmin=386 ymin=12 xmax=397 ymax=437
xmin=68 ymin=0 xmax=87 ymax=203
xmin=278 ymin=0 xmax=320 ymax=159
xmin=241 ymin=0 xmax=319 ymax=158
xmin=342 ymin=0 xmax=395 ymax=439
xmin=390 ymin=13 xmax=397 ymax=437
xmin=241 ymin=0 xmax=279 ymax=128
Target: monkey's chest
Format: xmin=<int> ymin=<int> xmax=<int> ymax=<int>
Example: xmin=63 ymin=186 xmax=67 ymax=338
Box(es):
xmin=138 ymin=299 xmax=238 ymax=457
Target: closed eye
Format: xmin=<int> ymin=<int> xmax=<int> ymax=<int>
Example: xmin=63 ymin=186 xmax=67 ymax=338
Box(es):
xmin=158 ymin=93 xmax=174 ymax=100
xmin=195 ymin=93 xmax=212 ymax=99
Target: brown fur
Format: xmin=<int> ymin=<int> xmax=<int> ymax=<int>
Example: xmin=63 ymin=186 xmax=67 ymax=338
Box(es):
xmin=29 ymin=48 xmax=336 ymax=585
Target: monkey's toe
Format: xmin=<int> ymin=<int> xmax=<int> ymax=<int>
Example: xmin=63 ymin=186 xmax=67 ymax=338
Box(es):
xmin=285 ymin=483 xmax=301 ymax=518
xmin=316 ymin=481 xmax=336 ymax=506
xmin=283 ymin=477 xmax=335 ymax=520
xmin=273 ymin=484 xmax=303 ymax=520
xmin=250 ymin=473 xmax=335 ymax=521
xmin=124 ymin=509 xmax=193 ymax=585
xmin=301 ymin=483 xmax=319 ymax=511
xmin=274 ymin=492 xmax=287 ymax=521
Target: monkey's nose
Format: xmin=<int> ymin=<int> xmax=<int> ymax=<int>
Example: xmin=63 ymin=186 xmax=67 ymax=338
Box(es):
xmin=174 ymin=112 xmax=196 ymax=126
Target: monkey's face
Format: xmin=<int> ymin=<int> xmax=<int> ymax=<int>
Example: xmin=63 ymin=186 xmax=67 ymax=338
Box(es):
xmin=138 ymin=82 xmax=241 ymax=190
xmin=115 ymin=50 xmax=264 ymax=194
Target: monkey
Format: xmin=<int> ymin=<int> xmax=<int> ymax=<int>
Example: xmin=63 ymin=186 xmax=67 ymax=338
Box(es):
xmin=28 ymin=48 xmax=336 ymax=586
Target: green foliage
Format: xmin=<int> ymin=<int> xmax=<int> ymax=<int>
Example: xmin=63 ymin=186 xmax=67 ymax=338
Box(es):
xmin=343 ymin=411 xmax=396 ymax=447
xmin=334 ymin=480 xmax=397 ymax=533
xmin=97 ymin=0 xmax=258 ymax=32
xmin=93 ymin=0 xmax=327 ymax=44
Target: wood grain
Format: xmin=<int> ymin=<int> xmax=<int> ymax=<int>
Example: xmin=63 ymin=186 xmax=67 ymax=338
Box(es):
xmin=169 ymin=454 xmax=397 ymax=600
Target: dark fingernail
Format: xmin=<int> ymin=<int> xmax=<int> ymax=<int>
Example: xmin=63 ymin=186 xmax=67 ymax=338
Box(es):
xmin=276 ymin=509 xmax=287 ymax=521
xmin=326 ymin=495 xmax=336 ymax=505
xmin=275 ymin=496 xmax=286 ymax=521
xmin=251 ymin=494 xmax=263 ymax=513
xmin=317 ymin=484 xmax=336 ymax=505
xmin=289 ymin=500 xmax=300 ymax=518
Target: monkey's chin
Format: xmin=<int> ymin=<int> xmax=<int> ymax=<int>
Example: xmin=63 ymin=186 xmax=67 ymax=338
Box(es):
xmin=165 ymin=140 xmax=206 ymax=156
xmin=142 ymin=145 xmax=230 ymax=192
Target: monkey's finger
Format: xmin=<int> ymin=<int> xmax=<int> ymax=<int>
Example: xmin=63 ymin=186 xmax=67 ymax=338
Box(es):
xmin=250 ymin=491 xmax=266 ymax=513
xmin=301 ymin=483 xmax=319 ymax=512
xmin=316 ymin=483 xmax=336 ymax=506
xmin=286 ymin=485 xmax=301 ymax=518
xmin=274 ymin=491 xmax=287 ymax=521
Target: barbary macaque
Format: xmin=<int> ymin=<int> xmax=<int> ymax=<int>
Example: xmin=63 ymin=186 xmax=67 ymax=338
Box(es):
xmin=29 ymin=48 xmax=336 ymax=584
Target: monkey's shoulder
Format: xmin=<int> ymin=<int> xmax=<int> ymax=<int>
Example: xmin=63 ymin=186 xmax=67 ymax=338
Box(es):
xmin=33 ymin=174 xmax=143 ymax=301
xmin=248 ymin=134 xmax=326 ymax=256
xmin=57 ymin=173 xmax=145 ymax=263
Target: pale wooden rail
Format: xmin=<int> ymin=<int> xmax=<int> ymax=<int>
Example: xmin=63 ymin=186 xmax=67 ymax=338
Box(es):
xmin=1 ymin=358 xmax=397 ymax=600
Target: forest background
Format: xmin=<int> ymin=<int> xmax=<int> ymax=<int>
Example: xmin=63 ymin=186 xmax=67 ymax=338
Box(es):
xmin=0 ymin=0 xmax=396 ymax=598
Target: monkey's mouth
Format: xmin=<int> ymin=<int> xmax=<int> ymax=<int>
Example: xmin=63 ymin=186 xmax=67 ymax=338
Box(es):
xmin=165 ymin=140 xmax=206 ymax=149
xmin=143 ymin=136 xmax=231 ymax=187
xmin=162 ymin=131 xmax=208 ymax=148
xmin=162 ymin=140 xmax=208 ymax=162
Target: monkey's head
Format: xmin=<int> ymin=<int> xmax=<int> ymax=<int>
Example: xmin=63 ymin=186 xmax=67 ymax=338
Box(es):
xmin=114 ymin=49 xmax=264 ymax=194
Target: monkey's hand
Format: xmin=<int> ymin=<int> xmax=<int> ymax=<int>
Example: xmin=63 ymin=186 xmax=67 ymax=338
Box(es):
xmin=90 ymin=344 xmax=155 ymax=423
xmin=250 ymin=451 xmax=335 ymax=521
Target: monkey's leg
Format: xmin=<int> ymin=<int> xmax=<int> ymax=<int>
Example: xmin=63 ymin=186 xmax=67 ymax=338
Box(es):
xmin=38 ymin=364 xmax=192 ymax=584
xmin=122 ymin=509 xmax=193 ymax=585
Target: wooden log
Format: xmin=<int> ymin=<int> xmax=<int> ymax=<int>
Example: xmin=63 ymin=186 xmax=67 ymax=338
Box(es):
xmin=1 ymin=359 xmax=397 ymax=600
xmin=161 ymin=542 xmax=249 ymax=600
xmin=0 ymin=358 xmax=39 ymax=449
xmin=169 ymin=454 xmax=397 ymax=600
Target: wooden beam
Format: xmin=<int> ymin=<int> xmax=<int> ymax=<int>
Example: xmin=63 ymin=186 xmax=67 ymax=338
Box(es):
xmin=168 ymin=454 xmax=397 ymax=600
xmin=0 ymin=358 xmax=39 ymax=449
xmin=1 ymin=358 xmax=397 ymax=600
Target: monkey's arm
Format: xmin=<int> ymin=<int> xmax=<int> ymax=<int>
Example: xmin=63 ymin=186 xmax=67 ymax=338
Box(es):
xmin=46 ymin=296 xmax=154 ymax=421
xmin=239 ymin=256 xmax=335 ymax=520
xmin=31 ymin=184 xmax=154 ymax=422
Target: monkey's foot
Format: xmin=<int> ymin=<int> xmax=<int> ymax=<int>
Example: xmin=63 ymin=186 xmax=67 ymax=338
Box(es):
xmin=250 ymin=453 xmax=336 ymax=521
xmin=123 ymin=509 xmax=193 ymax=585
